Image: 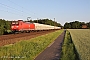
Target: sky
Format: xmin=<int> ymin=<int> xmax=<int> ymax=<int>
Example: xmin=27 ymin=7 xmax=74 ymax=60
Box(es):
xmin=0 ymin=0 xmax=90 ymax=26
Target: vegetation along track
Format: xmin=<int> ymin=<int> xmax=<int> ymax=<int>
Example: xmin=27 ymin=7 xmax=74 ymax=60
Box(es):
xmin=61 ymin=30 xmax=79 ymax=60
xmin=0 ymin=30 xmax=57 ymax=46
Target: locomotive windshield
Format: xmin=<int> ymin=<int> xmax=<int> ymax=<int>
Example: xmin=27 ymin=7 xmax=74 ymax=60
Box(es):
xmin=12 ymin=21 xmax=19 ymax=25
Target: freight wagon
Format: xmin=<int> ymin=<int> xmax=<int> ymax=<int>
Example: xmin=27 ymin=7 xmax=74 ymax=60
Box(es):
xmin=11 ymin=20 xmax=61 ymax=32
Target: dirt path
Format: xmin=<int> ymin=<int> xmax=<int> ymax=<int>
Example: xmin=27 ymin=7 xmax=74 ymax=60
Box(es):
xmin=35 ymin=30 xmax=66 ymax=60
xmin=0 ymin=30 xmax=57 ymax=47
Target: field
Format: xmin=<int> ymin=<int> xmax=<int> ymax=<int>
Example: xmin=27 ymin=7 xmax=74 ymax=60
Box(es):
xmin=0 ymin=30 xmax=63 ymax=60
xmin=68 ymin=29 xmax=90 ymax=60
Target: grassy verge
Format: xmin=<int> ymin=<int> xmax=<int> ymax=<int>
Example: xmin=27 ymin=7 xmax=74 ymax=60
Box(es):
xmin=0 ymin=30 xmax=63 ymax=60
xmin=60 ymin=30 xmax=79 ymax=60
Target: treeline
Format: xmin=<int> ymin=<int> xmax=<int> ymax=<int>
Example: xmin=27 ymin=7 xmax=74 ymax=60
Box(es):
xmin=0 ymin=19 xmax=11 ymax=35
xmin=28 ymin=19 xmax=62 ymax=27
xmin=64 ymin=21 xmax=90 ymax=29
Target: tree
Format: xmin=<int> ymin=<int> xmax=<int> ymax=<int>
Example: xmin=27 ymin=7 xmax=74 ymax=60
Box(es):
xmin=64 ymin=21 xmax=89 ymax=29
xmin=87 ymin=22 xmax=90 ymax=28
xmin=0 ymin=19 xmax=11 ymax=35
xmin=64 ymin=22 xmax=70 ymax=29
xmin=33 ymin=19 xmax=62 ymax=27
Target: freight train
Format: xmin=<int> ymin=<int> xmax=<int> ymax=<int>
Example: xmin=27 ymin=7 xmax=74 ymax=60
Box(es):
xmin=11 ymin=20 xmax=61 ymax=33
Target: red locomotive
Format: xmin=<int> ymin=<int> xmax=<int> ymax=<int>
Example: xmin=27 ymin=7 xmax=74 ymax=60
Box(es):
xmin=11 ymin=20 xmax=61 ymax=33
xmin=11 ymin=20 xmax=35 ymax=32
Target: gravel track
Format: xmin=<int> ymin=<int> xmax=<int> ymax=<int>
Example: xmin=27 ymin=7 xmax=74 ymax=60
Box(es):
xmin=0 ymin=30 xmax=56 ymax=47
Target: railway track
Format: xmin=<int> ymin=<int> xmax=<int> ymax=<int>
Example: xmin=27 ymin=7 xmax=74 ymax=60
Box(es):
xmin=0 ymin=30 xmax=57 ymax=47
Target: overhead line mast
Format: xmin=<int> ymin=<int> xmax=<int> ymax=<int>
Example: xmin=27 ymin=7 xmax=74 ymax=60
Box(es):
xmin=54 ymin=18 xmax=55 ymax=29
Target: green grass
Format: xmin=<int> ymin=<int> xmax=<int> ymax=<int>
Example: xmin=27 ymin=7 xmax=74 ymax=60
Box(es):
xmin=0 ymin=30 xmax=63 ymax=60
xmin=6 ymin=30 xmax=12 ymax=33
xmin=61 ymin=30 xmax=79 ymax=60
xmin=68 ymin=29 xmax=90 ymax=60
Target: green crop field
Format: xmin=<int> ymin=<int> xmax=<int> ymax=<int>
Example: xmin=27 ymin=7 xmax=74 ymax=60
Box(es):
xmin=0 ymin=30 xmax=63 ymax=60
xmin=68 ymin=29 xmax=90 ymax=60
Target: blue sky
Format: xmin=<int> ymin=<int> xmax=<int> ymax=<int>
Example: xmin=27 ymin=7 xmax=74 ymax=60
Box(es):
xmin=0 ymin=0 xmax=90 ymax=25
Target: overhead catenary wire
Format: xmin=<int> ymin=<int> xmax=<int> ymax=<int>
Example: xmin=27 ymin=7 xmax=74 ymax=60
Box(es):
xmin=0 ymin=3 xmax=25 ymax=17
xmin=0 ymin=9 xmax=25 ymax=17
xmin=0 ymin=2 xmax=29 ymax=19
xmin=0 ymin=0 xmax=44 ymax=20
xmin=0 ymin=2 xmax=24 ymax=14
xmin=7 ymin=0 xmax=38 ymax=18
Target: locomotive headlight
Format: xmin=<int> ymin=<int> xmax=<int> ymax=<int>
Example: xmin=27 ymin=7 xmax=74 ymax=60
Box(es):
xmin=16 ymin=26 xmax=19 ymax=28
xmin=11 ymin=26 xmax=14 ymax=28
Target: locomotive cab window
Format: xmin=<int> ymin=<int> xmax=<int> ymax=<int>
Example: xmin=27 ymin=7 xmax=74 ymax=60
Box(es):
xmin=12 ymin=21 xmax=19 ymax=25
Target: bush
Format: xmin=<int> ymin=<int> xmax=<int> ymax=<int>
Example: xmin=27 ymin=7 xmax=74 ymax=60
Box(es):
xmin=0 ymin=19 xmax=11 ymax=35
